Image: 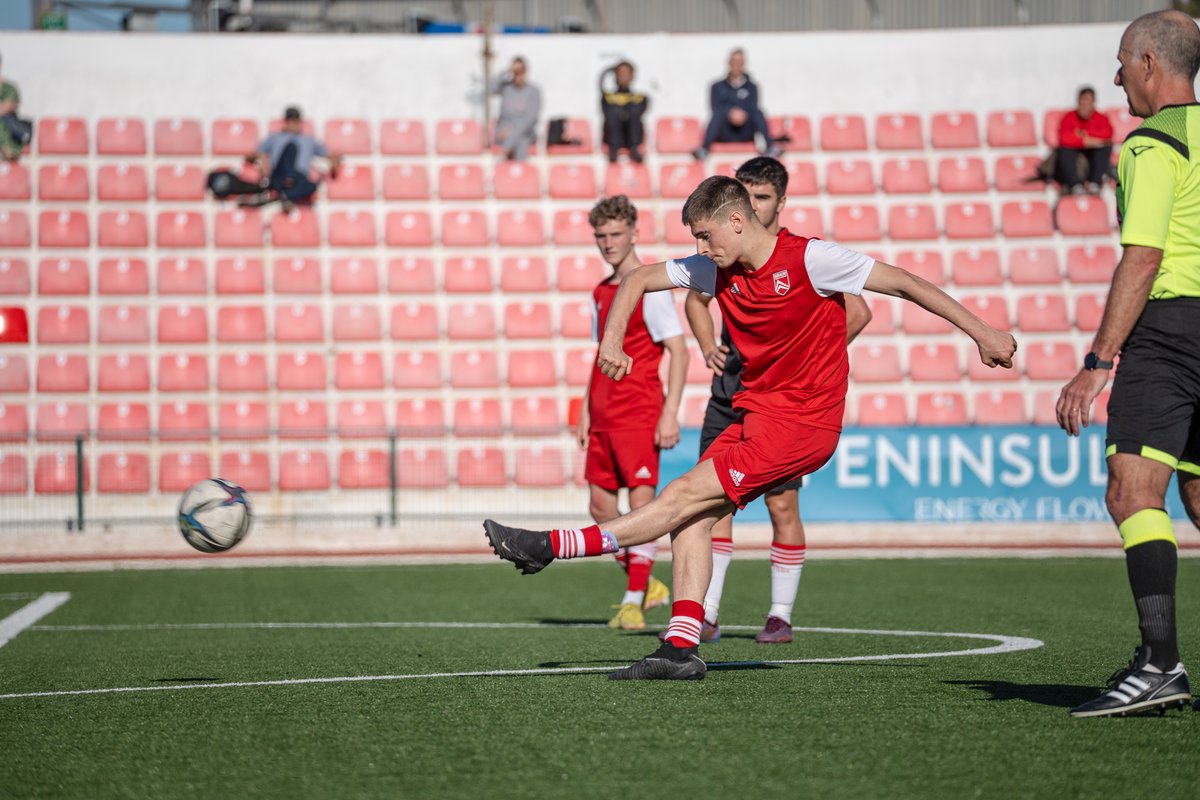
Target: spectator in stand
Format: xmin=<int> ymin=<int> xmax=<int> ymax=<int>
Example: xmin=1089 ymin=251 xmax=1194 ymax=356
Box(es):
xmin=600 ymin=61 xmax=648 ymax=163
xmin=243 ymin=106 xmax=342 ymax=211
xmin=693 ymin=49 xmax=780 ymax=161
xmin=1056 ymin=86 xmax=1114 ymax=194
xmin=0 ymin=53 xmax=27 ymax=162
xmin=491 ymin=57 xmax=541 ymax=161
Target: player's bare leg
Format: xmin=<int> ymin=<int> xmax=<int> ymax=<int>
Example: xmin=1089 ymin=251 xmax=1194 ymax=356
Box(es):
xmin=758 ymin=488 xmax=806 ymax=644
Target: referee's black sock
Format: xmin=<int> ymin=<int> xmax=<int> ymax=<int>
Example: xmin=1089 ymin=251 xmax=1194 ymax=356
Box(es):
xmin=1125 ymin=538 xmax=1179 ymax=671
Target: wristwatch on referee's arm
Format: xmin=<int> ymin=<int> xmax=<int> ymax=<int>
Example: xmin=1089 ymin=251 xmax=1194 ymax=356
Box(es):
xmin=1083 ymin=352 xmax=1114 ymax=371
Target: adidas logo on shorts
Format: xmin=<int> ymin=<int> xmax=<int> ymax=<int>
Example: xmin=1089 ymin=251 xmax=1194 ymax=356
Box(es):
xmin=634 ymin=466 xmax=652 ymax=479
xmin=728 ymin=468 xmax=745 ymax=486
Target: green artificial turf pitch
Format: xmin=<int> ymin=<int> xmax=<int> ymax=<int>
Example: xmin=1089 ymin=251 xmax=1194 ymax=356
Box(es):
xmin=1 ymin=558 xmax=1198 ymax=799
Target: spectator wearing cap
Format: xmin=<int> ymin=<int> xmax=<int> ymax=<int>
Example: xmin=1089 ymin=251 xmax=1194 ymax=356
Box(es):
xmin=245 ymin=106 xmax=342 ymax=209
xmin=491 ymin=57 xmax=541 ymax=161
xmin=1055 ymin=86 xmax=1114 ymax=194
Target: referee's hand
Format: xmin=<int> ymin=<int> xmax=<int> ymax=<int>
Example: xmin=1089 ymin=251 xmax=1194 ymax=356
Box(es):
xmin=1056 ymin=368 xmax=1108 ymax=437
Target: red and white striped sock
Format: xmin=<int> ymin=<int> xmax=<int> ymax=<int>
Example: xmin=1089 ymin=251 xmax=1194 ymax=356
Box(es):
xmin=768 ymin=543 xmax=806 ymax=625
xmin=549 ymin=525 xmax=618 ymax=559
xmin=664 ymin=600 xmax=705 ymax=647
xmin=702 ymin=537 xmax=734 ymax=625
xmin=613 ymin=550 xmax=630 ymax=573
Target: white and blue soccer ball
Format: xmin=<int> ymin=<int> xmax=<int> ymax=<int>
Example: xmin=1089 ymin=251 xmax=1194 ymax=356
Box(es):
xmin=177 ymin=478 xmax=254 ymax=553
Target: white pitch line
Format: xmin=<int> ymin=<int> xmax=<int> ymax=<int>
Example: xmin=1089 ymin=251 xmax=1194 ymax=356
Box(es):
xmin=0 ymin=592 xmax=71 ymax=649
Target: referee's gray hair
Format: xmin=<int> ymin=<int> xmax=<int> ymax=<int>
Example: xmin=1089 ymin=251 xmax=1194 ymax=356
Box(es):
xmin=681 ymin=176 xmax=753 ymax=226
xmin=1127 ymin=10 xmax=1200 ymax=81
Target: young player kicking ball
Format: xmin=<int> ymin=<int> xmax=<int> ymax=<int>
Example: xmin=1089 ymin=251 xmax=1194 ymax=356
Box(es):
xmin=485 ymin=176 xmax=1017 ymax=680
xmin=579 ymin=195 xmax=689 ymax=630
xmin=682 ymin=156 xmax=872 ymax=645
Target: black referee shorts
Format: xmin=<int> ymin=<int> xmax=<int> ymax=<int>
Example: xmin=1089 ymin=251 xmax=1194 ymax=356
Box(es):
xmin=1106 ymin=298 xmax=1200 ymax=476
xmin=699 ymin=397 xmax=804 ymax=493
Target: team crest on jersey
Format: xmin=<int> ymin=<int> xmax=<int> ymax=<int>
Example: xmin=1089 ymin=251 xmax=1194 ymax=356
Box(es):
xmin=773 ymin=270 xmax=790 ymax=296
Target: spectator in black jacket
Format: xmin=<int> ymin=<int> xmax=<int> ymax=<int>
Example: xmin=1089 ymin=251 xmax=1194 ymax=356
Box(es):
xmin=600 ymin=61 xmax=648 ymax=163
xmin=694 ymin=49 xmax=779 ymax=161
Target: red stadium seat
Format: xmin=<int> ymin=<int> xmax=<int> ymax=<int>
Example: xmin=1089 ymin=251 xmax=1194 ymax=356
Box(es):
xmin=334 ymin=351 xmax=385 ymax=389
xmin=97 ymin=304 xmax=150 ymax=343
xmin=552 ymin=209 xmax=594 ymax=246
xmin=35 ymin=452 xmax=87 ymax=494
xmin=325 ymin=164 xmax=375 ymax=201
xmin=856 ymin=393 xmax=909 ymax=426
xmin=861 ymin=297 xmax=896 ymax=335
xmin=564 ymin=348 xmax=595 ymax=387
xmin=874 ymin=113 xmax=924 ymax=150
xmin=159 ymin=452 xmax=212 ymax=493
xmin=279 ymin=399 xmax=329 ymax=439
xmin=328 ymin=210 xmax=377 ymax=247
xmin=993 ymin=155 xmax=1042 ymax=192
xmin=436 ymin=119 xmax=485 ymax=155
xmin=496 ymin=209 xmax=546 ymax=247
xmin=493 ymin=161 xmax=541 ymax=199
xmin=96 ymin=118 xmax=146 ymax=155
xmin=385 ymin=211 xmax=434 ymax=247
xmin=764 ymin=115 xmax=811 ymax=152
xmin=0 ymin=210 xmax=30 ymax=248
xmin=219 ymin=451 xmax=271 ymax=493
xmin=154 ymin=163 xmax=205 ymax=201
xmin=880 ymin=158 xmax=932 ymax=194
xmin=38 ymin=118 xmax=88 ymax=154
xmin=655 ymin=117 xmax=702 ymax=154
xmin=1074 ymin=293 xmax=1107 ymax=332
xmin=826 ymin=159 xmax=875 ymax=195
xmin=511 ymin=396 xmax=561 ymax=436
xmin=909 ymin=343 xmax=961 ymax=382
xmin=974 ymin=391 xmax=1029 ymax=424
xmin=936 ymin=157 xmax=988 ymax=193
xmin=781 ymin=161 xmax=819 ymax=195
xmin=1066 ymin=244 xmax=1117 ymax=283
xmin=772 ymin=206 xmax=821 ymax=239
xmin=37 ymin=353 xmax=88 ymax=392
xmin=950 ymin=248 xmax=1003 ymax=286
xmin=324 ymin=118 xmax=371 ymax=154
xmin=559 ymin=298 xmax=594 ymax=339
xmin=337 ymin=400 xmax=388 ymax=439
xmin=986 ymin=110 xmax=1037 ymax=148
xmin=1008 ymin=247 xmax=1061 ymax=285
xmin=547 ymin=117 xmax=594 ymax=155
xmin=943 ymin=202 xmax=995 ymax=239
xmin=37 ymin=163 xmax=88 ymax=201
xmin=274 ymin=257 xmax=322 ymax=294
xmin=338 ymin=449 xmax=388 ymax=490
xmin=457 ymin=447 xmax=507 ymax=487
xmin=0 ymin=162 xmax=30 ymax=200
xmin=831 ymin=204 xmax=881 ymax=241
xmin=98 ymin=402 xmax=150 ymax=441
xmin=930 ymin=111 xmax=980 ymax=148
xmin=37 ymin=257 xmax=89 ymax=295
xmin=390 ymin=302 xmax=438 ymax=341
xmin=454 ymin=398 xmax=503 ymax=437
xmin=393 ymin=351 xmax=442 ymax=389
xmin=157 ymin=353 xmax=208 ymax=392
xmin=849 ymin=343 xmax=902 ymax=382
xmin=901 ymin=303 xmax=954 ymax=334
xmin=660 ymin=162 xmax=706 ymax=199
xmin=548 ymin=163 xmax=597 ymax=199
xmin=271 ymin=208 xmax=320 ymax=248
xmin=219 ymin=401 xmax=270 ymax=440
xmin=217 ymin=352 xmax=268 ymax=391
xmin=915 ymin=392 xmax=968 ymax=425
xmin=275 ymin=351 xmax=327 ymax=390
xmin=508 ymin=349 xmax=557 ymax=388
xmin=154 ymin=118 xmax=203 ymax=155
xmin=332 ymin=303 xmax=382 ymax=341
xmin=157 ymin=257 xmax=207 ymax=294
xmin=1001 ymin=200 xmax=1054 ymax=238
xmin=37 ymin=305 xmax=89 ymax=344
xmin=965 ymin=359 xmax=1019 ymax=389
xmin=444 ymin=256 xmax=493 ymax=293
xmin=397 ymin=447 xmax=449 ymax=488
xmin=381 ymin=163 xmax=430 ymax=200
xmin=159 ymin=401 xmax=211 ymax=441
xmin=36 ymin=401 xmax=89 ymax=441
xmin=662 ymin=209 xmax=694 ymax=245
xmin=504 ymin=302 xmax=553 ymax=339
xmin=556 ymin=255 xmax=606 ymax=291
xmin=450 ymin=350 xmax=500 ymax=388
xmin=500 ymin=256 xmax=549 ymax=292
xmin=1025 ymin=342 xmax=1077 ymax=381
xmin=216 ymin=306 xmax=267 ymax=343
xmin=0 ymin=257 xmax=28 ymax=294
xmin=387 ymin=257 xmax=437 ymax=293
xmin=38 ymin=210 xmax=88 ymax=248
xmin=1093 ymin=390 xmax=1112 ymax=425
xmin=819 ymin=114 xmax=868 ymax=151
xmin=446 ymin=302 xmax=496 ymax=340
xmin=886 ymin=203 xmax=938 ymax=241
xmin=0 ymin=403 xmax=28 ymax=439
xmin=213 ymin=257 xmax=265 ymax=295
xmin=1103 ymin=106 xmax=1140 ymax=143
xmin=157 ymin=304 xmax=208 ymax=343
xmin=438 ymin=163 xmax=486 ymax=200
xmin=395 ymin=398 xmax=445 ymax=437
xmin=1055 ymin=195 xmax=1112 ymax=236
xmin=159 ymin=210 xmax=209 ymax=248
xmin=604 ymin=163 xmax=653 ymax=199
xmin=329 ymin=256 xmax=379 ymax=294
xmin=98 ymin=210 xmax=149 ymax=247
xmin=211 ymin=119 xmax=260 ymax=156
xmin=515 ymin=446 xmax=567 ymax=487
xmin=963 ymin=294 xmax=1010 ymax=328
xmin=1017 ymin=294 xmax=1071 ymax=332
xmin=97 ymin=353 xmax=150 ymax=392
xmin=380 ymin=119 xmax=427 ymax=155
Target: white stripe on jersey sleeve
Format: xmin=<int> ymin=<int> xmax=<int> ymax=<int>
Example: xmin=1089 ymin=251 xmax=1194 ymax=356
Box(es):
xmin=665 ymin=254 xmax=718 ymax=296
xmin=641 ymin=288 xmax=685 ymax=343
xmin=804 ymin=239 xmax=875 ymax=297
xmin=590 ymin=296 xmax=600 ymax=343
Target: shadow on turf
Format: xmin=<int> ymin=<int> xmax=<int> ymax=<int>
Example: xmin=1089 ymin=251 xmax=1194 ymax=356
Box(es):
xmin=947 ymin=679 xmax=1098 ymax=708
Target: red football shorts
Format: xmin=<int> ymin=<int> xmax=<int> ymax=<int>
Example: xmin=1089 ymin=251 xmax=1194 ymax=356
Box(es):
xmin=703 ymin=411 xmax=840 ymax=509
xmin=585 ymin=428 xmax=660 ymax=491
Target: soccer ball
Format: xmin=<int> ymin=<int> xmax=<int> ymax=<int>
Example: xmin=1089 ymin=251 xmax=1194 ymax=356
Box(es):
xmin=177 ymin=478 xmax=254 ymax=553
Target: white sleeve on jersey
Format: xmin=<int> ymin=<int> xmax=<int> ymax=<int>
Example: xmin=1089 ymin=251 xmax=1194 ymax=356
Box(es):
xmin=590 ymin=297 xmax=600 ymax=343
xmin=640 ymin=288 xmax=685 ymax=343
xmin=804 ymin=239 xmax=875 ymax=297
xmin=665 ymin=254 xmax=718 ymax=296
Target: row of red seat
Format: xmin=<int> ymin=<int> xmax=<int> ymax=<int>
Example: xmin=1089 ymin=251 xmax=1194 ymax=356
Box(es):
xmin=851 ymin=341 xmax=1091 ymax=383
xmin=28 ymin=110 xmax=1136 ymax=156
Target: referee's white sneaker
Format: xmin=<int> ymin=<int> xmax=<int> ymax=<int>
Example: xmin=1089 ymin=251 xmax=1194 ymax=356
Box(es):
xmin=1070 ymin=646 xmax=1191 ymax=718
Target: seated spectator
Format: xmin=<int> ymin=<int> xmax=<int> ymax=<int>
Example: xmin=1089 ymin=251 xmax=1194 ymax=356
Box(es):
xmin=694 ymin=49 xmax=779 ymax=161
xmin=491 ymin=57 xmax=541 ymax=161
xmin=0 ymin=53 xmax=29 ymax=162
xmin=1055 ymin=86 xmax=1113 ymax=194
xmin=242 ymin=106 xmax=341 ymax=210
xmin=599 ymin=61 xmax=648 ymax=163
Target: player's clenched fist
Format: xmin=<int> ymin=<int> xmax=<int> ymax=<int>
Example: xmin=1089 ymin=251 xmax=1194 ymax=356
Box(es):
xmin=975 ymin=329 xmax=1018 ymax=369
xmin=597 ymin=338 xmax=632 ymax=381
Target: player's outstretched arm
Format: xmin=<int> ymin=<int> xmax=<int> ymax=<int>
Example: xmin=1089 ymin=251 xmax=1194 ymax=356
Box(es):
xmin=864 ymin=261 xmax=1016 ymax=368
xmin=597 ymin=262 xmax=675 ymax=381
xmin=683 ymin=291 xmax=728 ymax=375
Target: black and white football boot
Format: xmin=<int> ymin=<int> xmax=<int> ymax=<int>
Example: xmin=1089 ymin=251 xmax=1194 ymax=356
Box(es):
xmin=608 ymin=642 xmax=706 ymax=681
xmin=1069 ymin=646 xmax=1191 ymax=718
xmin=483 ymin=519 xmax=555 ymax=575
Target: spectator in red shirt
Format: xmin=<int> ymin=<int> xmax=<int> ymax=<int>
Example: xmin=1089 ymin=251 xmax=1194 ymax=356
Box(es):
xmin=1056 ymin=86 xmax=1114 ymax=194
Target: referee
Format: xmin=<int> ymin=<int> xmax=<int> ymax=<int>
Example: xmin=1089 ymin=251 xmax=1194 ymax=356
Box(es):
xmin=1057 ymin=10 xmax=1200 ymax=718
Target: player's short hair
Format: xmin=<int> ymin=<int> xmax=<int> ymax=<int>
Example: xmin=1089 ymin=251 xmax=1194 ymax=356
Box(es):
xmin=614 ymin=60 xmax=633 ymax=72
xmin=681 ymin=176 xmax=754 ymax=226
xmin=589 ymin=194 xmax=638 ymax=229
xmin=735 ymin=156 xmax=788 ymax=198
xmin=1129 ymin=10 xmax=1200 ymax=81
xmin=1077 ymin=85 xmax=1096 ymax=99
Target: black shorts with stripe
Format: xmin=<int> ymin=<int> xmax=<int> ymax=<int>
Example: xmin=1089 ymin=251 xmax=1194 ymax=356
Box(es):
xmin=699 ymin=397 xmax=804 ymax=493
xmin=1106 ymin=297 xmax=1200 ymax=476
